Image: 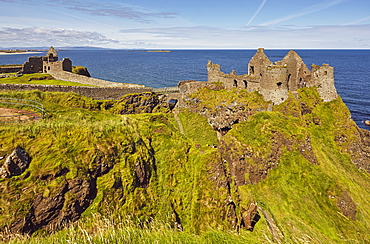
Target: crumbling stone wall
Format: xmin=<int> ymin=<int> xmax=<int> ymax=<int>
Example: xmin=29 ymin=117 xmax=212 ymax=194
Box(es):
xmin=199 ymin=48 xmax=337 ymax=105
xmin=48 ymin=70 xmax=144 ymax=88
xmin=260 ymin=66 xmax=290 ymax=103
xmin=0 ymin=84 xmax=152 ymax=100
xmin=279 ymin=50 xmax=310 ymax=91
xmin=178 ymin=80 xmax=208 ymax=94
xmin=248 ymin=48 xmax=272 ymax=77
xmin=0 ymin=66 xmax=22 ymax=73
xmin=21 ymin=47 xmax=72 ymax=74
xmin=43 ymin=58 xmax=72 ymax=73
xmin=22 ymin=57 xmax=43 ymax=74
xmin=310 ymin=64 xmax=337 ymax=102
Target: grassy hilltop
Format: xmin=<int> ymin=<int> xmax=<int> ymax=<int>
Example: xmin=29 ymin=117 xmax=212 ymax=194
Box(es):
xmin=0 ymin=87 xmax=369 ymax=243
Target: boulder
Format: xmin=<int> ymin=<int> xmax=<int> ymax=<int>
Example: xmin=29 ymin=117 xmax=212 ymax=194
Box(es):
xmin=0 ymin=147 xmax=31 ymax=178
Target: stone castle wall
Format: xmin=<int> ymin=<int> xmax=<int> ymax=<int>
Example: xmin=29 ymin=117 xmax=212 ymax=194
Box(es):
xmin=0 ymin=84 xmax=152 ymax=100
xmin=310 ymin=64 xmax=337 ymax=102
xmin=22 ymin=57 xmax=43 ymax=74
xmin=0 ymin=66 xmax=22 ymax=73
xmin=202 ymin=48 xmax=337 ymax=105
xmin=48 ymin=70 xmax=145 ymax=88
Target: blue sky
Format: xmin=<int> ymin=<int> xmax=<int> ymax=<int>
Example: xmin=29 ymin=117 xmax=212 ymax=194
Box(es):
xmin=0 ymin=0 xmax=369 ymax=49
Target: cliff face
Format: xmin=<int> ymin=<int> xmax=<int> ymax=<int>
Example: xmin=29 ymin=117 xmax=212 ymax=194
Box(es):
xmin=0 ymin=89 xmax=370 ymax=243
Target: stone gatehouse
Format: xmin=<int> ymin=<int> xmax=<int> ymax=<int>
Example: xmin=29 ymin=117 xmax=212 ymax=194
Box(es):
xmin=21 ymin=46 xmax=72 ymax=74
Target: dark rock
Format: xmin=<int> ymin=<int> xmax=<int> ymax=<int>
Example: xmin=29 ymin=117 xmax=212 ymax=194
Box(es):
xmin=349 ymin=128 xmax=370 ymax=174
xmin=10 ymin=178 xmax=97 ymax=235
xmin=241 ymin=202 xmax=260 ymax=231
xmin=0 ymin=147 xmax=31 ymax=178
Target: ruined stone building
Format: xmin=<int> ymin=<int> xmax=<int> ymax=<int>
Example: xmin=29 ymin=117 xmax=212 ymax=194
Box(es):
xmin=21 ymin=46 xmax=72 ymax=74
xmin=179 ymin=48 xmax=338 ymax=104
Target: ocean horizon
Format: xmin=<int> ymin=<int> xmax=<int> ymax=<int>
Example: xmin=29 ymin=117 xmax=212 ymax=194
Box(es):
xmin=0 ymin=49 xmax=369 ymax=129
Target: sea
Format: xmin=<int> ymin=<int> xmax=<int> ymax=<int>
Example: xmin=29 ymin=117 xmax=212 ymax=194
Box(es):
xmin=0 ymin=49 xmax=369 ymax=129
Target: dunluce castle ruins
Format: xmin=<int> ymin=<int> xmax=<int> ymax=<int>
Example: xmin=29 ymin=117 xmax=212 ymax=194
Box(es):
xmin=0 ymin=47 xmax=147 ymax=94
xmin=179 ymin=48 xmax=338 ymax=105
xmin=0 ymin=46 xmax=72 ymax=74
xmin=0 ymin=47 xmax=337 ymax=104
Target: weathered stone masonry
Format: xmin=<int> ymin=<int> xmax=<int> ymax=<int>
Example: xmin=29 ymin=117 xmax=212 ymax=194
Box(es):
xmin=179 ymin=48 xmax=338 ymax=105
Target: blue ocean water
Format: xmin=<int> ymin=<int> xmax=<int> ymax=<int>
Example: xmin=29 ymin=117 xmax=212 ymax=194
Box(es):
xmin=1 ymin=49 xmax=369 ymax=129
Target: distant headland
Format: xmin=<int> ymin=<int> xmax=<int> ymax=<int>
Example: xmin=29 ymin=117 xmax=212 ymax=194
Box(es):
xmin=0 ymin=49 xmax=44 ymax=55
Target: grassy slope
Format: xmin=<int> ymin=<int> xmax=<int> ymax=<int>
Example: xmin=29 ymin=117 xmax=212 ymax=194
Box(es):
xmin=225 ymin=88 xmax=370 ymax=243
xmin=0 ymin=88 xmax=369 ymax=243
xmin=0 ymin=73 xmax=94 ymax=86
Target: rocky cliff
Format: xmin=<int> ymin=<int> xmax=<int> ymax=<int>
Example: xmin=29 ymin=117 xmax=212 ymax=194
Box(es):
xmin=0 ymin=88 xmax=369 ymax=243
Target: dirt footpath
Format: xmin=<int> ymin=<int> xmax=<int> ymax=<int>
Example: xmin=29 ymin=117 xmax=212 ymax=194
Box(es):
xmin=0 ymin=107 xmax=41 ymax=122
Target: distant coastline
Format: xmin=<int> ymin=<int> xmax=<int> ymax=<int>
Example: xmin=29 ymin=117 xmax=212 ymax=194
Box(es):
xmin=0 ymin=51 xmax=43 ymax=55
xmin=126 ymin=50 xmax=172 ymax=53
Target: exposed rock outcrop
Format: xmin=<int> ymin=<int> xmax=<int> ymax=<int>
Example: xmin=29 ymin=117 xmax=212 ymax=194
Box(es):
xmin=106 ymin=92 xmax=170 ymax=114
xmin=241 ymin=202 xmax=260 ymax=231
xmin=10 ymin=178 xmax=97 ymax=234
xmin=0 ymin=147 xmax=31 ymax=179
xmin=72 ymin=66 xmax=91 ymax=77
xmin=336 ymin=191 xmax=357 ymax=220
xmin=349 ymin=128 xmax=370 ymax=173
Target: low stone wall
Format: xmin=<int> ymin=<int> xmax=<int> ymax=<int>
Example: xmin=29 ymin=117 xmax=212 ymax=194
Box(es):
xmin=48 ymin=70 xmax=144 ymax=88
xmin=0 ymin=66 xmax=22 ymax=73
xmin=0 ymin=84 xmax=153 ymax=100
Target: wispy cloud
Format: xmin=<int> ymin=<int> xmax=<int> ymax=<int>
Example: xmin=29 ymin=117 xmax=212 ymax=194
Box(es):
xmin=343 ymin=15 xmax=370 ymax=26
xmin=48 ymin=0 xmax=178 ymax=23
xmin=246 ymin=0 xmax=267 ymax=26
xmin=119 ymin=24 xmax=370 ymax=49
xmin=260 ymin=0 xmax=350 ymax=26
xmin=0 ymin=27 xmax=119 ymax=46
xmin=46 ymin=8 xmax=117 ymax=30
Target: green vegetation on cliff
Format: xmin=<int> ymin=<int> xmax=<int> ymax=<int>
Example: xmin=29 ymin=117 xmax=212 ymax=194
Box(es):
xmin=72 ymin=66 xmax=91 ymax=77
xmin=0 ymin=87 xmax=369 ymax=243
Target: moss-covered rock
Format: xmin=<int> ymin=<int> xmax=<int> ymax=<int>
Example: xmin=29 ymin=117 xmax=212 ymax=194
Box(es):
xmin=72 ymin=66 xmax=91 ymax=77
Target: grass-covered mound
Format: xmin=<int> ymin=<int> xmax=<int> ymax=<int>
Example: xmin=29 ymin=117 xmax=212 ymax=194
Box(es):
xmin=0 ymin=88 xmax=369 ymax=243
xmin=0 ymin=73 xmax=94 ymax=86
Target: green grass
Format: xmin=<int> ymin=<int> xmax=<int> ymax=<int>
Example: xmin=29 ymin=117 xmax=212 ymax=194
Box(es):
xmin=5 ymin=215 xmax=264 ymax=244
xmin=0 ymin=88 xmax=370 ymax=243
xmin=0 ymin=64 xmax=21 ymax=67
xmin=0 ymin=73 xmax=95 ymax=86
xmin=178 ymin=111 xmax=218 ymax=146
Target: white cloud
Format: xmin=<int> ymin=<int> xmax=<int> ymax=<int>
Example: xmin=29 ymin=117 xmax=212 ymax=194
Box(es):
xmin=0 ymin=27 xmax=119 ymax=47
xmin=120 ymin=24 xmax=370 ymax=49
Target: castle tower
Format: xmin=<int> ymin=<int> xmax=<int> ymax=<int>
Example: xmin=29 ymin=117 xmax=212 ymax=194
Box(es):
xmin=207 ymin=60 xmax=223 ymax=82
xmin=259 ymin=65 xmax=289 ymax=105
xmin=310 ymin=64 xmax=337 ymax=102
xmin=45 ymin=46 xmax=58 ymax=62
xmin=248 ymin=48 xmax=272 ymax=77
xmin=280 ymin=50 xmax=310 ymax=91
